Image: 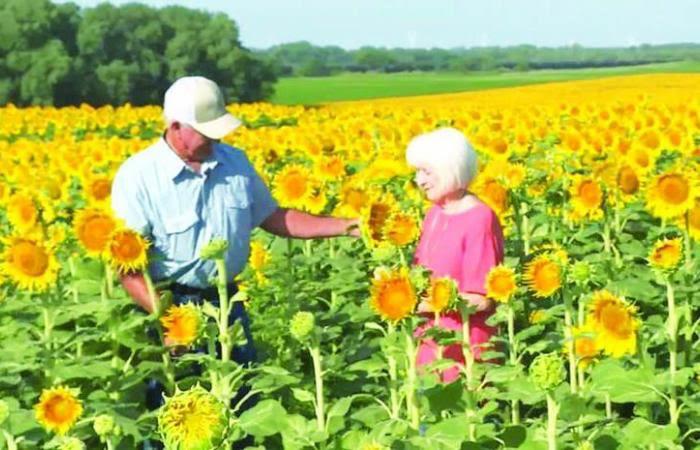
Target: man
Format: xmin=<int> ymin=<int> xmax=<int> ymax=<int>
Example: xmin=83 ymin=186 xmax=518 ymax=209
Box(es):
xmin=110 ymin=76 xmax=359 ymax=448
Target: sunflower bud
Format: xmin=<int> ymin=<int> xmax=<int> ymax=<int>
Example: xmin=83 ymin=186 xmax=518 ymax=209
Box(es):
xmin=59 ymin=437 xmax=86 ymax=450
xmin=0 ymin=399 xmax=8 ymax=425
xmin=569 ymin=260 xmax=594 ymax=286
xmin=575 ymin=441 xmax=594 ymax=450
xmin=159 ymin=386 xmax=227 ymax=450
xmin=93 ymin=414 xmax=115 ymax=437
xmin=290 ymin=312 xmax=315 ymax=342
xmin=200 ymin=239 xmax=228 ymax=260
xmin=529 ymin=353 xmax=565 ymax=391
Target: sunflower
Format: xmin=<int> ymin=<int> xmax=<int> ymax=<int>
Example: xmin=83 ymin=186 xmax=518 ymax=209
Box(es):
xmin=335 ymin=182 xmax=369 ymax=217
xmin=73 ymin=208 xmax=117 ymax=256
xmin=370 ymin=267 xmax=417 ymax=322
xmin=34 ymin=386 xmax=83 ymax=435
xmin=568 ymin=175 xmax=604 ymax=222
xmin=273 ymin=164 xmax=313 ymax=209
xmin=646 ymin=170 xmax=697 ymax=219
xmin=361 ymin=197 xmax=395 ymax=246
xmin=83 ymin=174 xmax=112 ymax=205
xmin=423 ymin=277 xmax=456 ymax=313
xmin=648 ymin=237 xmax=683 ymax=271
xmin=569 ymin=324 xmax=599 ymax=369
xmin=6 ymin=192 xmax=39 ymax=232
xmin=522 ymin=254 xmax=562 ymax=298
xmin=161 ymin=304 xmax=202 ymax=347
xmin=158 ymin=385 xmax=228 ymax=450
xmin=687 ymin=198 xmax=700 ymax=241
xmin=587 ymin=290 xmax=639 ymax=358
xmin=2 ymin=236 xmax=59 ymax=292
xmin=616 ymin=165 xmax=641 ymax=198
xmin=249 ymin=240 xmax=270 ymax=271
xmin=474 ymin=178 xmax=509 ymax=216
xmin=384 ymin=213 xmax=419 ymax=247
xmin=485 ymin=265 xmax=517 ymax=303
xmin=106 ymin=228 xmax=149 ymax=273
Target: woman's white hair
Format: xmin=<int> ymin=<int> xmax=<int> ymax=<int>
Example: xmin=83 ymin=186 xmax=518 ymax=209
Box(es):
xmin=405 ymin=127 xmax=478 ymax=196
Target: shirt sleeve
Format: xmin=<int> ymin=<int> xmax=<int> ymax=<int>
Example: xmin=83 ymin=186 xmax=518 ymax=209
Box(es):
xmin=459 ymin=210 xmax=504 ymax=295
xmin=246 ymin=162 xmax=278 ymax=228
xmin=111 ymin=165 xmax=152 ymax=236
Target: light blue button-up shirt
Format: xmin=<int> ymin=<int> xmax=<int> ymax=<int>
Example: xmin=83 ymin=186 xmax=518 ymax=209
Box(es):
xmin=111 ymin=137 xmax=278 ymax=288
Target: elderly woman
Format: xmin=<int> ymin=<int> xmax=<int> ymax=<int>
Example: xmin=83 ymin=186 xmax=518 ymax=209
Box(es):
xmin=407 ymin=127 xmax=504 ymax=383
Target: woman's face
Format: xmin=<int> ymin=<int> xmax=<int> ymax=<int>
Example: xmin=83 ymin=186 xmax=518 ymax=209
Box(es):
xmin=414 ymin=166 xmax=444 ymax=202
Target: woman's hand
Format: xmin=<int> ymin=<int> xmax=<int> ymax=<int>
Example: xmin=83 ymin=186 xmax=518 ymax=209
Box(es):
xmin=461 ymin=292 xmax=493 ymax=312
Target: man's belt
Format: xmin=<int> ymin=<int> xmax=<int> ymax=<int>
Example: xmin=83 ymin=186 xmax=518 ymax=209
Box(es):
xmin=169 ymin=283 xmax=238 ymax=302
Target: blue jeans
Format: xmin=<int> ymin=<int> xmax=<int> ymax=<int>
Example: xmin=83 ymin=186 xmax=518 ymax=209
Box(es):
xmin=144 ymin=283 xmax=257 ymax=449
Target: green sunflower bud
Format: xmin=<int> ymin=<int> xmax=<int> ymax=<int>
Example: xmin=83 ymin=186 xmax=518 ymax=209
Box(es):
xmin=200 ymin=239 xmax=229 ymax=260
xmin=93 ymin=414 xmax=115 ymax=437
xmin=570 ymin=260 xmax=594 ymax=286
xmin=529 ymin=353 xmax=565 ymax=391
xmin=0 ymin=399 xmax=8 ymax=425
xmin=290 ymin=311 xmax=315 ymax=342
xmin=59 ymin=437 xmax=86 ymax=450
xmin=575 ymin=442 xmax=594 ymax=450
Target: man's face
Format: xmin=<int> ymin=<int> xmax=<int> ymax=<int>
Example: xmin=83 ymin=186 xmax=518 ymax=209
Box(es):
xmin=173 ymin=122 xmax=215 ymax=161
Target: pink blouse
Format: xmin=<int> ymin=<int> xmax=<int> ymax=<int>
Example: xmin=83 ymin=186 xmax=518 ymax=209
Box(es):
xmin=413 ymin=202 xmax=504 ymax=383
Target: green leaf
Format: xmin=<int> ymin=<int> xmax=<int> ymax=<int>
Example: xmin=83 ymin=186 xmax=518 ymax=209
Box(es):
xmin=620 ymin=418 xmax=679 ymax=448
xmin=484 ymin=365 xmax=522 ymax=384
xmin=588 ymin=360 xmax=660 ymax=403
xmin=291 ymin=388 xmax=315 ymax=403
xmin=238 ymin=399 xmax=288 ymax=438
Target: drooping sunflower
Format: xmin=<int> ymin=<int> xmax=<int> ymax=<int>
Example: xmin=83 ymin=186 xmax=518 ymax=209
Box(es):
xmin=335 ymin=182 xmax=369 ymax=217
xmin=568 ymin=324 xmax=599 ymax=369
xmin=686 ymin=198 xmax=700 ymax=241
xmin=616 ymin=165 xmax=641 ymax=198
xmin=158 ymin=385 xmax=228 ymax=450
xmin=361 ymin=197 xmax=395 ymax=246
xmin=522 ymin=254 xmax=562 ymax=298
xmin=648 ymin=237 xmax=683 ymax=271
xmin=646 ymin=170 xmax=698 ymax=219
xmin=485 ymin=265 xmax=517 ymax=303
xmin=72 ymin=208 xmax=117 ymax=256
xmin=422 ymin=277 xmax=456 ymax=313
xmin=34 ymin=386 xmax=83 ymax=435
xmin=272 ymin=164 xmax=313 ymax=209
xmin=6 ymin=192 xmax=39 ymax=232
xmin=370 ymin=267 xmax=417 ymax=322
xmin=106 ymin=228 xmax=149 ymax=273
xmin=384 ymin=212 xmax=419 ymax=247
xmin=473 ymin=178 xmax=509 ymax=217
xmin=2 ymin=236 xmax=59 ymax=292
xmin=161 ymin=304 xmax=202 ymax=347
xmin=587 ymin=290 xmax=639 ymax=358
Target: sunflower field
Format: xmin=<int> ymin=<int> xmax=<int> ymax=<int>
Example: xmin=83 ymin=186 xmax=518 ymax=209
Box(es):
xmin=2 ymin=73 xmax=700 ymax=449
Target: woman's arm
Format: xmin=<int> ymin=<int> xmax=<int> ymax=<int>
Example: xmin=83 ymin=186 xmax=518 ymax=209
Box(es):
xmin=461 ymin=292 xmax=493 ymax=312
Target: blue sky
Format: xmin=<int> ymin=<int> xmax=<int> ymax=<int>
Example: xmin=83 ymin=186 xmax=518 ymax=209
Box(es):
xmin=57 ymin=0 xmax=699 ymax=49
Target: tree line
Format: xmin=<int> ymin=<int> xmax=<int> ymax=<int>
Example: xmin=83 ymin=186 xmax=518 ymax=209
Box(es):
xmin=0 ymin=0 xmax=276 ymax=106
xmin=258 ymin=41 xmax=700 ymax=77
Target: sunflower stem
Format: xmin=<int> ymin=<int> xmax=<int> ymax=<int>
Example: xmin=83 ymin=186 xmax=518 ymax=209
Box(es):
xmin=404 ymin=331 xmax=420 ymax=429
xmin=507 ymin=306 xmax=520 ymax=425
xmin=605 ymin=393 xmax=612 ymax=420
xmin=684 ymin=212 xmax=693 ymax=269
xmin=2 ymin=431 xmax=19 ymax=450
xmin=214 ymin=258 xmax=231 ymax=364
xmin=104 ymin=262 xmax=114 ymax=299
xmin=386 ymin=323 xmax=400 ymax=420
xmin=309 ymin=345 xmax=325 ymax=431
xmin=460 ymin=306 xmax=477 ymax=441
xmin=666 ymin=278 xmax=680 ymax=425
xmin=546 ymin=391 xmax=559 ymax=450
xmin=143 ymin=272 xmax=175 ymax=392
xmin=564 ymin=308 xmax=578 ymax=394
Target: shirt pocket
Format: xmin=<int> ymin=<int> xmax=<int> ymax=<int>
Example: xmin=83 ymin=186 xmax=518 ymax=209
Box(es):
xmin=162 ymin=210 xmax=200 ymax=261
xmin=224 ymin=184 xmax=252 ymax=235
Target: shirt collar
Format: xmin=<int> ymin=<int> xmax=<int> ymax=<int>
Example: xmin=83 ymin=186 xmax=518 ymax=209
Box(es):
xmin=157 ymin=137 xmax=222 ymax=180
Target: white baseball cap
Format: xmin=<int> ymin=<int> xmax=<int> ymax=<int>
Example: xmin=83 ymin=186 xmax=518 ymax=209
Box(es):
xmin=163 ymin=76 xmax=242 ymax=139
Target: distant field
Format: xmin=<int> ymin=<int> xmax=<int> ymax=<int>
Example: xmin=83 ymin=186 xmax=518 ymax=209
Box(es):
xmin=271 ymin=60 xmax=700 ymax=105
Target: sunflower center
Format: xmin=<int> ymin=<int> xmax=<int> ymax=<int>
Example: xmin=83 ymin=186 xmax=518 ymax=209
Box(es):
xmin=534 ymin=263 xmax=560 ymax=291
xmin=12 ymin=241 xmax=49 ymax=277
xmin=90 ymin=179 xmax=112 ymax=201
xmin=578 ymin=181 xmax=602 ymax=208
xmin=44 ymin=396 xmax=76 ymax=423
xmin=658 ymin=174 xmax=689 ymax=205
xmin=600 ymin=304 xmax=631 ymax=338
xmin=689 ymin=204 xmax=700 ymax=230
xmin=368 ymin=203 xmax=391 ymax=241
xmin=112 ymin=234 xmax=142 ymax=260
xmin=80 ymin=216 xmax=115 ymax=251
xmin=282 ymin=172 xmax=308 ymax=200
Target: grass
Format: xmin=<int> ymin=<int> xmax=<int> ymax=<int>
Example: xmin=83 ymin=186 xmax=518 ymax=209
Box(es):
xmin=270 ymin=60 xmax=700 ymax=105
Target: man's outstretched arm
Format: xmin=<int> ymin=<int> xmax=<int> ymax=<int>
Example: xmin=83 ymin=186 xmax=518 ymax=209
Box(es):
xmin=260 ymin=207 xmax=360 ymax=239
